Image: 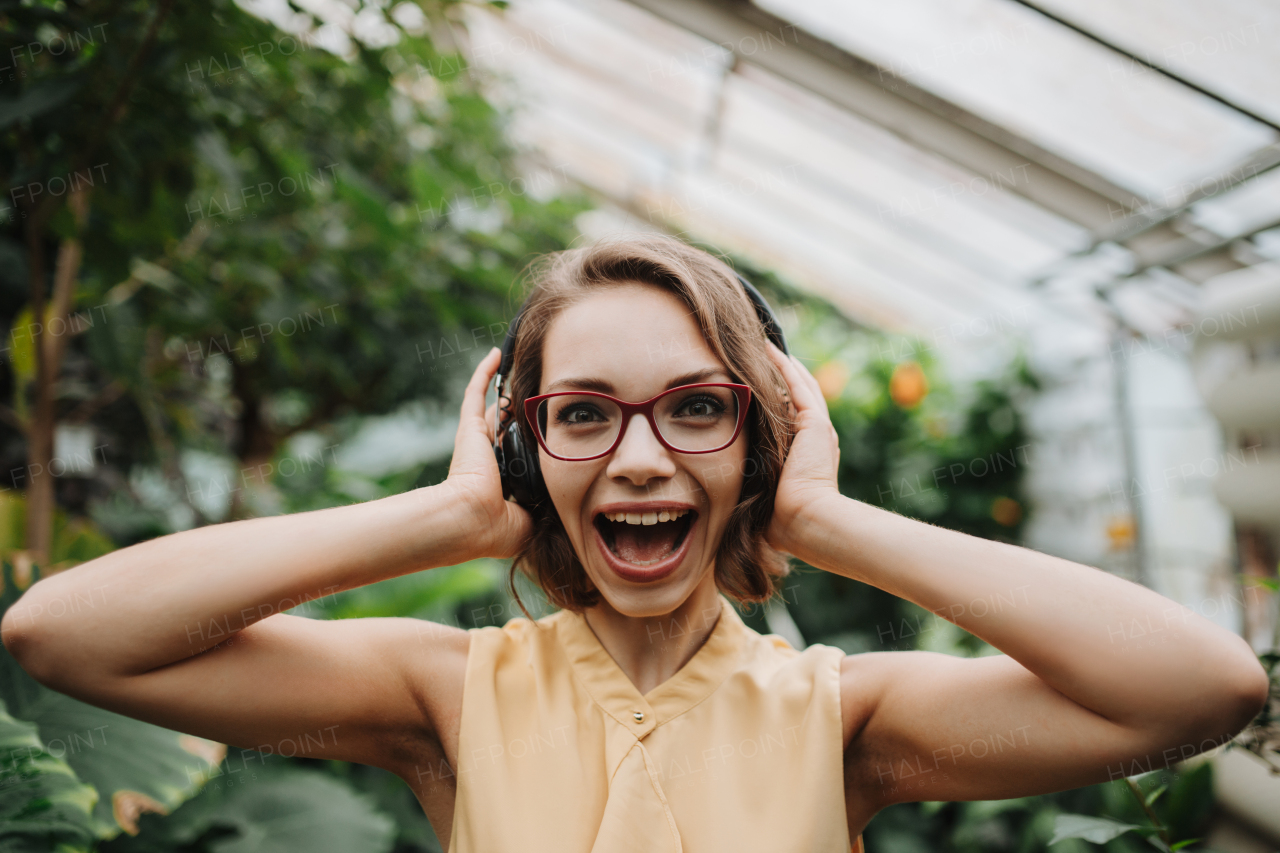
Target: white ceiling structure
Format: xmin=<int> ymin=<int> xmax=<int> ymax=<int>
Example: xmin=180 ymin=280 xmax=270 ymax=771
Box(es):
xmin=460 ymin=0 xmax=1280 ymax=340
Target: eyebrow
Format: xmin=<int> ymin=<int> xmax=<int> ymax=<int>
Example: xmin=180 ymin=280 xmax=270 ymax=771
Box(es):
xmin=545 ymin=368 xmax=731 ymax=395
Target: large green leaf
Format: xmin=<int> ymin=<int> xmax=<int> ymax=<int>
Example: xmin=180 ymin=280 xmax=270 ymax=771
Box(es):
xmin=0 ymin=698 xmax=98 ymax=853
xmin=205 ymin=769 xmax=395 ymax=853
xmin=20 ymin=691 xmax=224 ymax=840
xmin=107 ymin=764 xmax=396 ymax=853
xmin=1049 ymin=814 xmax=1140 ymax=845
xmin=1 ymin=561 xmax=222 ymax=840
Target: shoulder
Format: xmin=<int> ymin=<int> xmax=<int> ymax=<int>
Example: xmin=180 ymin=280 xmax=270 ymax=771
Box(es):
xmin=427 ymin=609 xmax=566 ymax=678
xmin=731 ymin=623 xmax=848 ymax=704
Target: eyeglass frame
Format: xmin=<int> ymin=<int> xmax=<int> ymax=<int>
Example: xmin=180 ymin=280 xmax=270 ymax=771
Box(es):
xmin=521 ymin=382 xmax=753 ymax=462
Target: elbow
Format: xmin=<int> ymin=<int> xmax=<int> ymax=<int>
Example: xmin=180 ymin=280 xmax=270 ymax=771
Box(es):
xmin=1185 ymin=653 xmax=1272 ymax=746
xmin=1226 ymin=655 xmax=1272 ymax=734
xmin=2 ymin=588 xmax=62 ymax=688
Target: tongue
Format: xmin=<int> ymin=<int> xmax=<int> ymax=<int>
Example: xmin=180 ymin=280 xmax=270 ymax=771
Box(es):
xmin=613 ymin=521 xmax=681 ymax=564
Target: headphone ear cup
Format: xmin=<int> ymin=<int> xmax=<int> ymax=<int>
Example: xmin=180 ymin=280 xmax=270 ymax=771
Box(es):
xmin=498 ymin=418 xmax=548 ymax=509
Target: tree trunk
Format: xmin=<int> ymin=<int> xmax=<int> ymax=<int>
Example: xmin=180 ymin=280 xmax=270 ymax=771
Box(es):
xmin=24 ymin=189 xmax=89 ymax=568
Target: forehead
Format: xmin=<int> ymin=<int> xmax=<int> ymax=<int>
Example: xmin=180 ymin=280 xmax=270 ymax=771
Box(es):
xmin=539 ymin=283 xmax=726 ymax=395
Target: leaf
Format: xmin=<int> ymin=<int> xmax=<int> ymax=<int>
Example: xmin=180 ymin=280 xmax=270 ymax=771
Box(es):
xmin=1 ymin=563 xmax=221 ymax=840
xmin=1165 ymin=759 xmax=1214 ymax=842
xmin=1144 ymin=782 xmax=1167 ymax=806
xmin=0 ymin=698 xmax=98 ymax=853
xmin=8 ymin=305 xmax=36 ymax=390
xmin=119 ymin=765 xmax=396 ymax=853
xmin=0 ymin=78 xmax=82 ymax=128
xmin=18 ymin=691 xmax=224 ymax=839
xmin=1049 ymin=814 xmax=1141 ymax=845
xmin=1170 ymin=839 xmax=1201 ymax=851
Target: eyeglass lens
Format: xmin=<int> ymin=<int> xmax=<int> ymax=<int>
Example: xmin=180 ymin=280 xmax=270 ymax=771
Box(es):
xmin=534 ymin=386 xmax=740 ymax=458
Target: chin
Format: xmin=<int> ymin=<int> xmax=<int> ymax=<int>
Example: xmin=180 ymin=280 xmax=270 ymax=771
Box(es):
xmin=590 ymin=573 xmax=705 ymax=620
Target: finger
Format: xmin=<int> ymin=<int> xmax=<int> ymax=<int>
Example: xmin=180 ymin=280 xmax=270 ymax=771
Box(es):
xmin=782 ymin=349 xmax=823 ymax=400
xmin=461 ymin=347 xmax=502 ymax=424
xmin=484 ymin=402 xmax=498 ymax=442
xmin=764 ymin=341 xmax=793 ymax=399
xmin=789 ymin=354 xmax=831 ymax=416
xmin=768 ymin=343 xmax=822 ymax=415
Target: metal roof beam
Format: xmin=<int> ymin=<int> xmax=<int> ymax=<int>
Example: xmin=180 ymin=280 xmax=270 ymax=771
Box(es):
xmin=621 ymin=0 xmax=1137 ymax=234
xmin=1005 ymin=0 xmax=1280 ymax=135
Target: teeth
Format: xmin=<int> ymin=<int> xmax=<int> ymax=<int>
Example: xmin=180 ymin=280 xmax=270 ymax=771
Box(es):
xmin=604 ymin=509 xmax=689 ymax=525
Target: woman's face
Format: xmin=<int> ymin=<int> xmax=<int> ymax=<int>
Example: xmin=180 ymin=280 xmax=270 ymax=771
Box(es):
xmin=537 ymin=283 xmax=748 ymax=618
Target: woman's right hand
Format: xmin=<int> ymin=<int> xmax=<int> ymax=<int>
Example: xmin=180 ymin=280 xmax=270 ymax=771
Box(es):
xmin=443 ymin=346 xmax=535 ymax=559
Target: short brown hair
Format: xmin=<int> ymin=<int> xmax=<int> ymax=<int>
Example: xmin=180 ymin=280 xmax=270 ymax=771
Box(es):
xmin=504 ymin=236 xmax=796 ymax=616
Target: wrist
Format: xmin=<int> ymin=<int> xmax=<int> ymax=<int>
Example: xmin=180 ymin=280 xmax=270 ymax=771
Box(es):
xmin=389 ymin=482 xmax=485 ymax=568
xmin=776 ymin=489 xmax=846 ymax=568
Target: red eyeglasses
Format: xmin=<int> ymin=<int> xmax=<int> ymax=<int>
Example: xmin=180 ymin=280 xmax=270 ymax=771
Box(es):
xmin=523 ymin=383 xmax=752 ymax=461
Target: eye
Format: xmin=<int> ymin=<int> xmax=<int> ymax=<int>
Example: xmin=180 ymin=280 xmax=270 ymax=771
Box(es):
xmin=675 ymin=395 xmax=725 ymax=418
xmin=556 ymin=404 xmax=606 ymax=424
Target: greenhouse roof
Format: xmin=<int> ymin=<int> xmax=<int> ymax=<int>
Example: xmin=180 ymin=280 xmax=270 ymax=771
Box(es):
xmin=462 ymin=0 xmax=1280 ymax=337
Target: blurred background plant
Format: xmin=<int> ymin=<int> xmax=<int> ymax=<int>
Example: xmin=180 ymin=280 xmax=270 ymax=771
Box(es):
xmin=1 ymin=0 xmax=1276 ymax=851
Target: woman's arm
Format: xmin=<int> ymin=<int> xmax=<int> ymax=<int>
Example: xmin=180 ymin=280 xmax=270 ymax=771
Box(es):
xmin=762 ymin=343 xmax=1269 ymax=810
xmin=0 ymin=347 xmax=532 ymax=775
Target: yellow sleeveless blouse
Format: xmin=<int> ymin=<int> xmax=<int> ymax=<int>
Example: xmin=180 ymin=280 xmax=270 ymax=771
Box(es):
xmin=445 ymin=592 xmax=866 ymax=852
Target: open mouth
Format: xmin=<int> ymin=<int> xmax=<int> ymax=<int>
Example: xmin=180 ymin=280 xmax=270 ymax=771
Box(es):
xmin=593 ymin=509 xmax=696 ymax=567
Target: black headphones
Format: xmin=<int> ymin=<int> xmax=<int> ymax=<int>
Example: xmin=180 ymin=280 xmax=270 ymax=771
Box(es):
xmin=492 ymin=272 xmax=789 ymax=510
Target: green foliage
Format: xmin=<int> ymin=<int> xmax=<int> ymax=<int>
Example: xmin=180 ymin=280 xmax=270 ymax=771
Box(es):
xmin=0 ymin=492 xmax=118 ymax=572
xmin=1049 ymin=815 xmax=1141 ymax=846
xmin=862 ymin=766 xmax=1226 ymax=853
xmin=2 ymin=0 xmax=588 ymax=538
xmin=1 ymin=561 xmax=221 ymax=843
xmin=0 ymin=699 xmax=97 ymax=853
xmin=101 ymin=760 xmax=396 ymax=853
xmin=18 ymin=691 xmax=222 ymax=840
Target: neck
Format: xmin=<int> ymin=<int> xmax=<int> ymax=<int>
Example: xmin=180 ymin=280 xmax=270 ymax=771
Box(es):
xmin=582 ymin=573 xmax=724 ymax=696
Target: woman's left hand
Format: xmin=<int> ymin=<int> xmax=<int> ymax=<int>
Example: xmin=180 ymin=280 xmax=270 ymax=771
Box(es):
xmin=763 ymin=340 xmax=842 ymax=556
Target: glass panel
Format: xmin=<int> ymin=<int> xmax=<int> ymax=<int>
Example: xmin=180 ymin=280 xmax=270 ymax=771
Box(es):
xmin=1031 ymin=0 xmax=1280 ymax=127
xmin=1189 ymin=165 xmax=1280 ymax=238
xmin=461 ymin=0 xmax=1112 ymax=330
xmin=753 ymin=0 xmax=1277 ymax=197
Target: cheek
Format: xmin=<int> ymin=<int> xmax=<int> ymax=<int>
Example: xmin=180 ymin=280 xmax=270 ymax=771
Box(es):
xmin=693 ymin=444 xmax=748 ymax=508
xmin=541 ymin=457 xmax=599 ymax=526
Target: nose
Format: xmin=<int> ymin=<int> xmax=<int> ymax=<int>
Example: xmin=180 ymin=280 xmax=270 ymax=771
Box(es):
xmin=606 ymin=413 xmax=677 ymax=486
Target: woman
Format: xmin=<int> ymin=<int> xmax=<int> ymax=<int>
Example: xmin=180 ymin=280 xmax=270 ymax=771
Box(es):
xmin=2 ymin=237 xmax=1268 ymax=853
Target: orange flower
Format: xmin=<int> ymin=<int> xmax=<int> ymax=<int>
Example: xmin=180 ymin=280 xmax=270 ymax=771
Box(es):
xmin=1106 ymin=516 xmax=1135 ymax=551
xmin=814 ymin=361 xmax=850 ymax=401
xmin=991 ymin=497 xmax=1021 ymax=526
xmin=889 ymin=361 xmax=928 ymax=408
